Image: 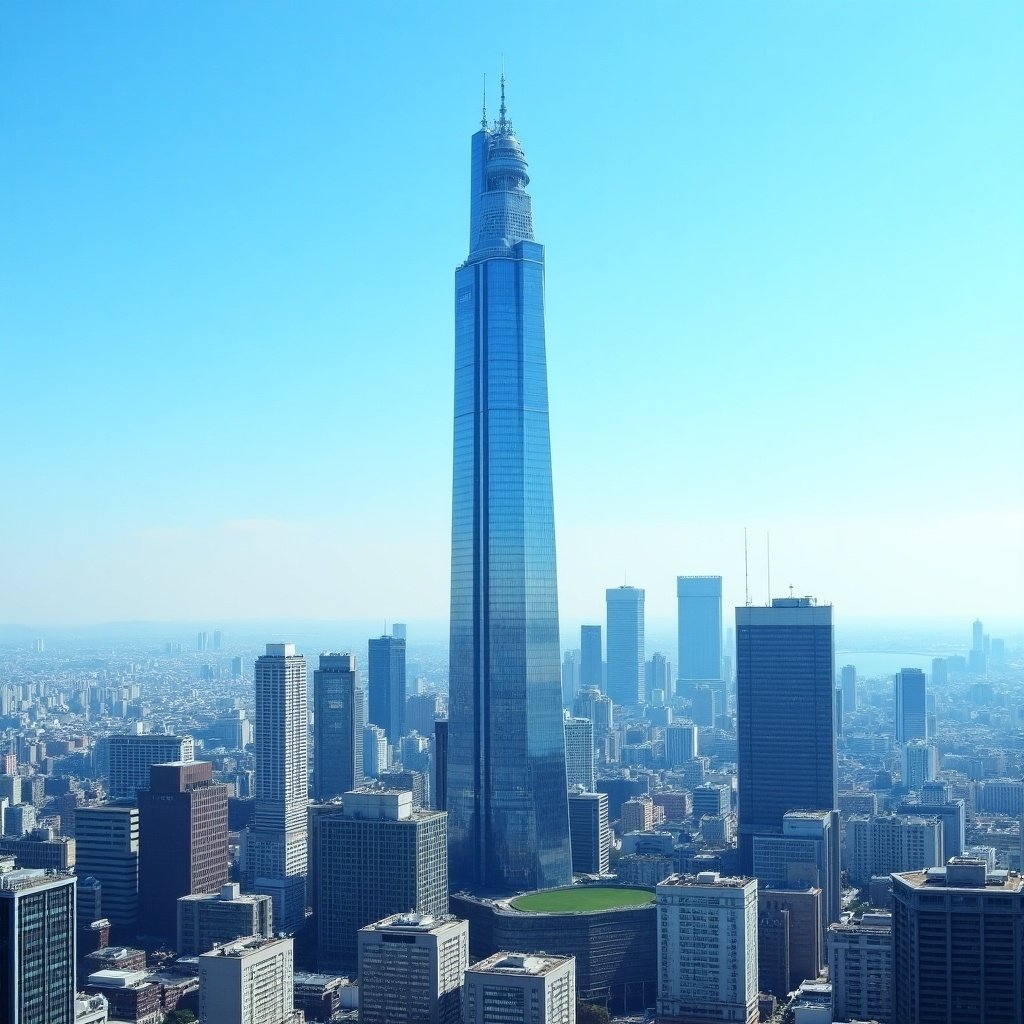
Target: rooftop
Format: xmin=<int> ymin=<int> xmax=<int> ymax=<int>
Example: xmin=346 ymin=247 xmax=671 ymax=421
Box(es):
xmin=468 ymin=952 xmax=573 ymax=978
xmin=507 ymin=886 xmax=654 ymax=914
xmin=659 ymin=871 xmax=754 ymax=890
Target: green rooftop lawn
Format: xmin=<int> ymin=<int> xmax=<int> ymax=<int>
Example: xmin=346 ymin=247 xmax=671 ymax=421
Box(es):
xmin=509 ymin=887 xmax=654 ymax=913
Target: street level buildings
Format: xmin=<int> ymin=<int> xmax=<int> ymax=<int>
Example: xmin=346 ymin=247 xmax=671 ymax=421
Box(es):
xmin=447 ymin=81 xmax=572 ymax=891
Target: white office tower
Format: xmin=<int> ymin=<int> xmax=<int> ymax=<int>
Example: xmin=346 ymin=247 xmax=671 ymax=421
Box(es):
xmin=358 ymin=913 xmax=469 ymax=1024
xmin=844 ymin=814 xmax=944 ymax=887
xmin=827 ymin=912 xmax=892 ymax=1024
xmin=665 ymin=722 xmax=698 ymax=767
xmin=243 ymin=644 xmax=308 ymax=933
xmin=563 ymin=717 xmax=595 ymax=792
xmin=902 ymin=740 xmax=938 ymax=791
xmin=198 ymin=935 xmax=302 ymax=1024
xmin=106 ymin=733 xmax=195 ymax=800
xmin=464 ymin=952 xmax=575 ymax=1024
xmin=656 ymin=872 xmax=759 ymax=1024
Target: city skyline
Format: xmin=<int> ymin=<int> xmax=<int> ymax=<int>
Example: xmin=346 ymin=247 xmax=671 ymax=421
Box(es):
xmin=1 ymin=2 xmax=1021 ymax=628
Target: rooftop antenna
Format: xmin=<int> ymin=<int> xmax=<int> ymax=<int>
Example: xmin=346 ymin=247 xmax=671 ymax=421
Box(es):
xmin=766 ymin=532 xmax=771 ymax=606
xmin=481 ymin=73 xmax=488 ymax=130
xmin=744 ymin=528 xmax=751 ymax=606
xmin=497 ymin=57 xmax=509 ymax=133
xmin=789 ymin=584 xmax=795 ymax=599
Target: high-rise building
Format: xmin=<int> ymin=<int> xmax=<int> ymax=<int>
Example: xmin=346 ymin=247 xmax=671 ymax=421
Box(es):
xmin=316 ymin=789 xmax=448 ymax=972
xmin=198 ymin=935 xmax=301 ymax=1024
xmin=358 ymin=913 xmax=469 ymax=1024
xmin=564 ymin=717 xmax=595 ymax=792
xmin=901 ymin=740 xmax=938 ymax=791
xmin=138 ymin=760 xmax=229 ymax=941
xmin=567 ymin=791 xmax=610 ymax=875
xmin=845 ymin=814 xmax=944 ymax=887
xmin=736 ymin=597 xmax=836 ymax=873
xmin=580 ymin=625 xmax=603 ymax=690
xmin=392 ymin=623 xmax=408 ymax=641
xmin=606 ymin=586 xmax=645 ymax=707
xmin=363 ymin=724 xmax=389 ymax=779
xmin=573 ymin=687 xmax=613 ymax=733
xmin=446 ymin=80 xmax=572 ymax=892
xmin=676 ymin=576 xmax=723 ymax=691
xmin=312 ymin=653 xmax=364 ymax=801
xmin=105 ymin=733 xmax=195 ymax=800
xmin=758 ymin=887 xmax=823 ymax=994
xmin=896 ymin=798 xmax=965 ymax=862
xmin=656 ymin=871 xmax=759 ymax=1024
xmin=892 ymin=859 xmax=1024 ymax=1023
xmin=178 ymin=883 xmax=273 ymax=956
xmin=464 ymin=952 xmax=576 ymax=1024
xmin=243 ymin=643 xmax=308 ymax=934
xmin=434 ymin=719 xmax=448 ymax=811
xmin=368 ymin=635 xmax=406 ymax=744
xmin=561 ymin=650 xmax=581 ymax=708
xmin=74 ymin=805 xmax=139 ymax=936
xmin=827 ymin=913 xmax=892 ymax=1024
xmin=665 ymin=722 xmax=698 ymax=767
xmin=895 ymin=668 xmax=928 ymax=744
xmin=931 ymin=657 xmax=948 ymax=688
xmin=0 ymin=864 xmax=76 ymax=1024
xmin=646 ymin=652 xmax=672 ymax=699
xmin=839 ymin=664 xmax=857 ymax=714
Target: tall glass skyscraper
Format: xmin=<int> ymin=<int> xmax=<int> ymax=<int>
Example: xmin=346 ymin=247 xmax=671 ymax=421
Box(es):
xmin=447 ymin=79 xmax=572 ymax=891
xmin=676 ymin=575 xmax=723 ymax=688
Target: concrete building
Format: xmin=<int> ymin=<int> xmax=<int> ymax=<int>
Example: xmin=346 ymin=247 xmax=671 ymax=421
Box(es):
xmin=138 ymin=760 xmax=228 ymax=941
xmin=177 ymin=883 xmax=273 ymax=956
xmin=567 ymin=791 xmax=610 ymax=875
xmin=892 ymin=859 xmax=1024 ymax=1023
xmin=0 ymin=827 xmax=75 ymax=871
xmin=243 ymin=643 xmax=308 ymax=934
xmin=896 ymin=799 xmax=965 ymax=862
xmin=368 ymin=635 xmax=406 ymax=744
xmin=827 ymin=913 xmax=892 ymax=1024
xmin=845 ymin=814 xmax=944 ymax=887
xmin=580 ymin=625 xmax=603 ymax=691
xmin=656 ymin=872 xmax=758 ymax=1024
xmin=901 ymin=741 xmax=938 ymax=791
xmin=839 ymin=664 xmax=856 ymax=715
xmin=0 ymin=864 xmax=76 ymax=1024
xmin=621 ymin=795 xmax=655 ymax=834
xmin=464 ymin=952 xmax=575 ymax=1024
xmin=105 ymin=733 xmax=195 ymax=801
xmin=74 ymin=805 xmax=139 ymax=936
xmin=564 ymin=717 xmax=595 ymax=792
xmin=358 ymin=912 xmax=468 ymax=1024
xmin=198 ymin=935 xmax=301 ymax=1024
xmin=665 ymin=722 xmax=698 ymax=767
xmin=315 ymin=789 xmax=447 ymax=972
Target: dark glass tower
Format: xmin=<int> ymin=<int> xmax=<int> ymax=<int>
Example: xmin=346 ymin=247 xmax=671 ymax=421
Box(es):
xmin=447 ymin=79 xmax=572 ymax=891
xmin=736 ymin=597 xmax=837 ymax=873
xmin=368 ymin=636 xmax=406 ymax=744
xmin=313 ymin=653 xmax=365 ymax=800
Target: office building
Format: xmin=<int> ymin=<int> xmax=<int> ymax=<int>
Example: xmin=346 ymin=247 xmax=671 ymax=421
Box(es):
xmin=895 ymin=668 xmax=928 ymax=744
xmin=692 ymin=784 xmax=730 ymax=819
xmin=845 ymin=814 xmax=944 ymax=887
xmin=901 ymin=741 xmax=938 ymax=791
xmin=893 ymin=859 xmax=1024 ymax=1023
xmin=665 ymin=722 xmax=698 ymax=767
xmin=573 ymin=687 xmax=613 ymax=733
xmin=758 ymin=887 xmax=823 ymax=993
xmin=646 ymin=652 xmax=672 ymax=698
xmin=434 ymin=719 xmax=448 ymax=811
xmin=656 ymin=872 xmax=758 ymax=1024
xmin=691 ymin=685 xmax=717 ymax=728
xmin=897 ymin=798 xmax=965 ymax=862
xmin=178 ymin=883 xmax=273 ymax=956
xmin=105 ymin=733 xmax=195 ymax=801
xmin=368 ymin=635 xmax=406 ymax=744
xmin=567 ymin=790 xmax=610 ymax=875
xmin=736 ymin=597 xmax=836 ymax=873
xmin=363 ymin=724 xmax=389 ymax=779
xmin=447 ymin=80 xmax=572 ymax=892
xmin=393 ymin=622 xmax=408 ymax=640
xmin=676 ymin=576 xmax=722 ymax=691
xmin=464 ymin=952 xmax=575 ymax=1024
xmin=199 ymin=935 xmax=301 ymax=1024
xmin=621 ymin=795 xmax=656 ymax=834
xmin=827 ymin=913 xmax=892 ymax=1024
xmin=757 ymin=904 xmax=789 ymax=999
xmin=407 ymin=691 xmax=442 ymax=739
xmin=316 ymin=789 xmax=447 ymax=971
xmin=606 ymin=586 xmax=645 ymax=706
xmin=243 ymin=643 xmax=308 ymax=933
xmin=564 ymin=717 xmax=595 ymax=792
xmin=931 ymin=657 xmax=948 ymax=688
xmin=0 ymin=864 xmax=76 ymax=1024
xmin=561 ymin=650 xmax=581 ymax=708
xmin=138 ymin=760 xmax=228 ymax=941
xmin=580 ymin=625 xmax=603 ymax=690
xmin=312 ymin=653 xmax=364 ymax=800
xmin=0 ymin=828 xmax=75 ymax=871
xmin=839 ymin=664 xmax=856 ymax=714
xmin=74 ymin=805 xmax=139 ymax=935
xmin=358 ymin=913 xmax=469 ymax=1024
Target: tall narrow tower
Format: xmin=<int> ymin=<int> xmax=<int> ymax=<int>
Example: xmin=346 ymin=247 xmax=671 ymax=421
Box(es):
xmin=447 ymin=77 xmax=572 ymax=891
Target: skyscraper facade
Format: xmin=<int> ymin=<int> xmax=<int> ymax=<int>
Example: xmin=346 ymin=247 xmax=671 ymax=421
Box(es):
xmin=606 ymin=586 xmax=645 ymax=707
xmin=446 ymin=80 xmax=572 ymax=891
xmin=580 ymin=625 xmax=602 ymax=690
xmin=105 ymin=733 xmax=195 ymax=800
xmin=895 ymin=667 xmax=928 ymax=744
xmin=243 ymin=643 xmax=308 ymax=933
xmin=313 ymin=653 xmax=364 ymax=800
xmin=676 ymin=575 xmax=723 ymax=689
xmin=736 ymin=597 xmax=836 ymax=873
xmin=368 ymin=636 xmax=406 ymax=744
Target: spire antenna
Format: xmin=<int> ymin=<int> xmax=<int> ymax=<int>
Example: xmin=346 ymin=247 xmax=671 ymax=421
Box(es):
xmin=481 ymin=73 xmax=488 ymax=130
xmin=497 ymin=58 xmax=510 ymax=134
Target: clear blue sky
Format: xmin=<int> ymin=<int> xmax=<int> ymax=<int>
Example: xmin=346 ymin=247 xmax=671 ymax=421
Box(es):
xmin=1 ymin=1 xmax=1021 ymax=630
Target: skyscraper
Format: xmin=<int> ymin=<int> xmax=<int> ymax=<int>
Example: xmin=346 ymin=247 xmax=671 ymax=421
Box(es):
xmin=368 ymin=635 xmax=406 ymax=744
xmin=313 ymin=653 xmax=364 ymax=801
xmin=894 ymin=667 xmax=928 ymax=743
xmin=74 ymin=804 xmax=139 ymax=937
xmin=564 ymin=717 xmax=595 ymax=792
xmin=580 ymin=625 xmax=603 ymax=690
xmin=606 ymin=586 xmax=645 ymax=707
xmin=105 ymin=733 xmax=195 ymax=800
xmin=839 ymin=664 xmax=857 ymax=714
xmin=446 ymin=78 xmax=572 ymax=891
xmin=243 ymin=643 xmax=308 ymax=933
xmin=676 ymin=576 xmax=723 ymax=690
xmin=736 ymin=597 xmax=836 ymax=873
